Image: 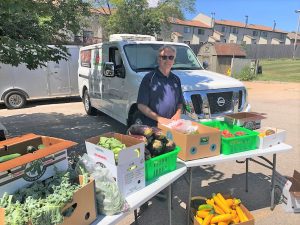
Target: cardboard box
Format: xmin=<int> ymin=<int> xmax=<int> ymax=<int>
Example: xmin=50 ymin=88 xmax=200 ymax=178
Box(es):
xmin=158 ymin=121 xmax=221 ymax=161
xmin=274 ymin=170 xmax=300 ymax=213
xmin=257 ymin=127 xmax=286 ymax=149
xmin=85 ymin=132 xmax=145 ymax=197
xmin=225 ymin=112 xmax=266 ymax=130
xmin=0 ymin=175 xmax=97 ymax=225
xmin=190 ymin=196 xmax=254 ymax=225
xmin=0 ymin=133 xmax=76 ymax=196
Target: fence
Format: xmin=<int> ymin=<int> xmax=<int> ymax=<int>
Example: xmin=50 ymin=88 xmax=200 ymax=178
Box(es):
xmin=190 ymin=44 xmax=300 ymax=59
xmin=244 ymin=44 xmax=300 ymax=59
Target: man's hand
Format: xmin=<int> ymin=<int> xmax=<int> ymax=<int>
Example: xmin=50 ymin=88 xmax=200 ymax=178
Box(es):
xmin=157 ymin=117 xmax=173 ymax=125
xmin=171 ymin=104 xmax=182 ymax=120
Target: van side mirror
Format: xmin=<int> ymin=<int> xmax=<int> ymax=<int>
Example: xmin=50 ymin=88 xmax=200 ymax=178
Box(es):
xmin=103 ymin=62 xmax=115 ymax=77
xmin=202 ymin=61 xmax=209 ymax=69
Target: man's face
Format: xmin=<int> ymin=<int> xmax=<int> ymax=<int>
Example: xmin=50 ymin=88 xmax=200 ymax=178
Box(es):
xmin=158 ymin=48 xmax=176 ymax=72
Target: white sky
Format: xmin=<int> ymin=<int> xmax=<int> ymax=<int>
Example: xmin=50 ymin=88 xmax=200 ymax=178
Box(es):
xmin=147 ymin=0 xmax=159 ymax=7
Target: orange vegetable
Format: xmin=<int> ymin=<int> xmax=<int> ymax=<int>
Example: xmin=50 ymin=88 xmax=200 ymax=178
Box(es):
xmin=197 ymin=210 xmax=209 ymax=218
xmin=217 ymin=222 xmax=229 ymax=225
xmin=195 ymin=216 xmax=203 ymax=224
xmin=210 ymin=214 xmax=233 ymax=224
xmin=226 ymin=199 xmax=234 ymax=207
xmin=202 ymin=212 xmax=214 ymax=225
xmin=212 ymin=193 xmax=231 ymax=214
xmin=217 ymin=193 xmax=228 ymax=206
xmin=236 ymin=206 xmax=248 ymax=222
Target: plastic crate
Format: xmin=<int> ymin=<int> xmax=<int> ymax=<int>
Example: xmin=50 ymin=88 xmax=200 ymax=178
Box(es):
xmin=201 ymin=121 xmax=258 ymax=155
xmin=145 ymin=146 xmax=180 ymax=181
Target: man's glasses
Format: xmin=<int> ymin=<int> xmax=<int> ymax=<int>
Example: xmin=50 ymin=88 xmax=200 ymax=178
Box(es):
xmin=160 ymin=55 xmax=175 ymax=60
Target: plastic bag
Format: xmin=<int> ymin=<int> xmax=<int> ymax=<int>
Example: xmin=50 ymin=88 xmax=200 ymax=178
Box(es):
xmin=78 ymin=154 xmax=129 ymax=216
xmin=166 ymin=119 xmax=198 ymax=134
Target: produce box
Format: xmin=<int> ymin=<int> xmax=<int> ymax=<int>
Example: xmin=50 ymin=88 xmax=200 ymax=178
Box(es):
xmin=0 ymin=175 xmax=97 ymax=225
xmin=85 ymin=132 xmax=145 ymax=197
xmin=274 ymin=170 xmax=300 ymax=213
xmin=224 ymin=112 xmax=266 ymax=130
xmin=257 ymin=127 xmax=286 ymax=149
xmin=0 ymin=133 xmax=76 ymax=196
xmin=145 ymin=146 xmax=180 ymax=181
xmin=190 ymin=195 xmax=254 ymax=225
xmin=201 ymin=121 xmax=258 ymax=155
xmin=158 ymin=121 xmax=221 ymax=161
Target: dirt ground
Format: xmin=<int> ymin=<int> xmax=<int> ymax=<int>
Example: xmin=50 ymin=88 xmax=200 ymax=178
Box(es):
xmin=0 ymin=81 xmax=299 ymax=225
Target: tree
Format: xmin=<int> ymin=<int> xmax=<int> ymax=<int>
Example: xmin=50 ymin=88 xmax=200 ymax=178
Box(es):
xmin=0 ymin=0 xmax=91 ymax=69
xmin=92 ymin=0 xmax=195 ymax=40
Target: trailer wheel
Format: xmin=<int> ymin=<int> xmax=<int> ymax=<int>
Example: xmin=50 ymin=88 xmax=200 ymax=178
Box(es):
xmin=4 ymin=91 xmax=27 ymax=109
xmin=83 ymin=90 xmax=97 ymax=115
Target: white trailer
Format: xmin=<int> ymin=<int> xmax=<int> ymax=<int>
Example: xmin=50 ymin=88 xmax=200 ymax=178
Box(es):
xmin=0 ymin=46 xmax=80 ymax=109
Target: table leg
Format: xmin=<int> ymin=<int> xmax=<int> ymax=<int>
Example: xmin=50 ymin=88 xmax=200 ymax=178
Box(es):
xmin=134 ymin=209 xmax=138 ymax=225
xmin=168 ymin=184 xmax=172 ymax=225
xmin=270 ymin=154 xmax=277 ymax=210
xmin=246 ymin=158 xmax=249 ymax=192
xmin=186 ymin=167 xmax=193 ymax=225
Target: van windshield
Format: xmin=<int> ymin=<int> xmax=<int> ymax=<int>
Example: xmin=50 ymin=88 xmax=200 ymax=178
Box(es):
xmin=123 ymin=44 xmax=203 ymax=72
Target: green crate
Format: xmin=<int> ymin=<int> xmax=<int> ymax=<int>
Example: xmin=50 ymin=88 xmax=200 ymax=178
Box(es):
xmin=145 ymin=146 xmax=180 ymax=181
xmin=201 ymin=121 xmax=259 ymax=155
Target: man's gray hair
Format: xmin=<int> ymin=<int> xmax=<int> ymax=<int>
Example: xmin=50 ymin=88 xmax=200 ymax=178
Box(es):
xmin=158 ymin=45 xmax=177 ymax=57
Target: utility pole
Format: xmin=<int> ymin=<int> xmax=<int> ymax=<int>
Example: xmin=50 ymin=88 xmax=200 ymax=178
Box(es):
xmin=293 ymin=10 xmax=300 ymax=59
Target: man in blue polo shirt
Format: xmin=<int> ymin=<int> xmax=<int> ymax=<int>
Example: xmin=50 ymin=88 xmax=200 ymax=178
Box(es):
xmin=137 ymin=45 xmax=183 ymax=126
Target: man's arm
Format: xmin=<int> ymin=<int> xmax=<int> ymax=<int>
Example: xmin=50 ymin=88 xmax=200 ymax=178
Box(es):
xmin=171 ymin=104 xmax=182 ymax=120
xmin=138 ymin=104 xmax=172 ymax=125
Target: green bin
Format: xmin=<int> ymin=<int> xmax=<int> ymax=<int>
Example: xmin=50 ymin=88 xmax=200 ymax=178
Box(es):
xmin=145 ymin=146 xmax=180 ymax=181
xmin=201 ymin=121 xmax=258 ymax=155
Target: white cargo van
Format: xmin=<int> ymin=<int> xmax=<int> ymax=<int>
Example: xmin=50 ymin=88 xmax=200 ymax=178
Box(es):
xmin=0 ymin=46 xmax=80 ymax=109
xmin=78 ymin=34 xmax=250 ymax=126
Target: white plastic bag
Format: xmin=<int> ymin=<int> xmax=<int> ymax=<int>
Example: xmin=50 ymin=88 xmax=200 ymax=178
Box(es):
xmin=78 ymin=154 xmax=129 ymax=215
xmin=167 ymin=119 xmax=198 ymax=134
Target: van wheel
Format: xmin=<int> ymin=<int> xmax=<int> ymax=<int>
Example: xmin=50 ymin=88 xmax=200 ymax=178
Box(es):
xmin=83 ymin=90 xmax=97 ymax=115
xmin=4 ymin=91 xmax=26 ymax=109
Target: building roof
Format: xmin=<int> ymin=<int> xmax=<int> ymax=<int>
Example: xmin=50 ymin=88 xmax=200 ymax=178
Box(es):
xmin=287 ymin=32 xmax=300 ymax=40
xmin=169 ymin=18 xmax=211 ymax=28
xmin=214 ymin=43 xmax=246 ymax=56
xmin=90 ymin=7 xmax=116 ymax=15
xmin=215 ymin=19 xmax=287 ymax=34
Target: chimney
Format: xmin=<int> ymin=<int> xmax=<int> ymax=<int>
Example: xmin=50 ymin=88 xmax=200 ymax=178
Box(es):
xmin=273 ymin=20 xmax=276 ymax=31
xmin=211 ymin=12 xmax=215 ymax=29
xmin=245 ymin=15 xmax=248 ymax=27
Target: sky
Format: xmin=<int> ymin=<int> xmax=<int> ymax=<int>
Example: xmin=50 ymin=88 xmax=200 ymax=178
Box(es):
xmin=148 ymin=0 xmax=300 ymax=32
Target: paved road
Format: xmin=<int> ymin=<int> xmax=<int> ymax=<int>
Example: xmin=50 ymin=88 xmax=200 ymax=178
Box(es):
xmin=0 ymin=81 xmax=299 ymax=225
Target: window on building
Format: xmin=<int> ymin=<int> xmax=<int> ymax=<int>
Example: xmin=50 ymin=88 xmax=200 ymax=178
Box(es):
xmin=280 ymin=33 xmax=284 ymax=39
xmin=253 ymin=31 xmax=258 ymax=36
xmin=198 ymin=29 xmax=205 ymax=35
xmin=261 ymin=31 xmax=268 ymax=37
xmin=232 ymin=27 xmax=238 ymax=34
xmin=221 ymin=26 xmax=226 ymax=33
xmin=83 ymin=30 xmax=94 ymax=43
xmin=184 ymin=27 xmax=191 ymax=33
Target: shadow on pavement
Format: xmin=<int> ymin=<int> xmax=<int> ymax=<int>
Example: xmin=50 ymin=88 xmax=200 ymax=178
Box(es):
xmin=1 ymin=112 xmax=127 ymax=155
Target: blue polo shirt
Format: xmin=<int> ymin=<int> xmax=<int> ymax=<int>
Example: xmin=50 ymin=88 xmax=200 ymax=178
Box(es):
xmin=137 ymin=68 xmax=184 ymax=127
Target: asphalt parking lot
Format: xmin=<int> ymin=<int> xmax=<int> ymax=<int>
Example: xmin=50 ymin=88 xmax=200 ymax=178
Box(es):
xmin=0 ymin=81 xmax=299 ymax=225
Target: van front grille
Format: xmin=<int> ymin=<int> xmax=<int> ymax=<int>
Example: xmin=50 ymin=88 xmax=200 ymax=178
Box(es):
xmin=207 ymin=92 xmax=233 ymax=114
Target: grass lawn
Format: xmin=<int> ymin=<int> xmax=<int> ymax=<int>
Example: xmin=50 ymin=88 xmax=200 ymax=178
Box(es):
xmin=256 ymin=59 xmax=300 ymax=82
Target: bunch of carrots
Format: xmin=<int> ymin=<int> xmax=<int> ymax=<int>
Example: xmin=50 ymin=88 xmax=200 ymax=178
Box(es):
xmin=195 ymin=193 xmax=249 ymax=225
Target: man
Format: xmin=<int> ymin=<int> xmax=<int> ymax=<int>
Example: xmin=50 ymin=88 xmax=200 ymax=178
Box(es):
xmin=137 ymin=45 xmax=183 ymax=126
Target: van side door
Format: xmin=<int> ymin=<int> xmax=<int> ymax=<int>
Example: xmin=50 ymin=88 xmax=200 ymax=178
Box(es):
xmin=102 ymin=44 xmax=128 ymax=120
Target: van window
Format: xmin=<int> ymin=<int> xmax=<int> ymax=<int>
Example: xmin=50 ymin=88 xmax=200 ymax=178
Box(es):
xmin=123 ymin=44 xmax=202 ymax=72
xmin=80 ymin=50 xmax=91 ymax=68
xmin=109 ymin=47 xmax=125 ymax=78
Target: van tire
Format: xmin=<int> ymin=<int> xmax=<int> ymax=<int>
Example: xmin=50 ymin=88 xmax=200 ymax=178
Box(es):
xmin=83 ymin=90 xmax=97 ymax=115
xmin=4 ymin=91 xmax=27 ymax=109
